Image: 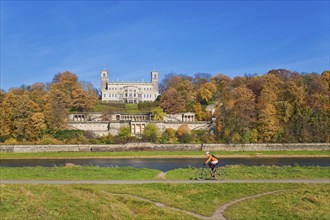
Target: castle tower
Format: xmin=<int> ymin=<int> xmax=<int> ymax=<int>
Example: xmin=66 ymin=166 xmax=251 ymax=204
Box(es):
xmin=101 ymin=69 xmax=108 ymax=91
xmin=151 ymin=70 xmax=159 ymax=93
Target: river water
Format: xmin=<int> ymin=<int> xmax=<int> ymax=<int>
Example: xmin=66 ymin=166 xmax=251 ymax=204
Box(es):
xmin=1 ymin=157 xmax=329 ymax=171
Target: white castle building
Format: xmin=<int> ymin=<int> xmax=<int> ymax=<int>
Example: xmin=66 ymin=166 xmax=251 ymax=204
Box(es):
xmin=101 ymin=69 xmax=159 ymax=103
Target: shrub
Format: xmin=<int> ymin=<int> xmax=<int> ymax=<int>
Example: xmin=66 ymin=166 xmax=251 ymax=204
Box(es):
xmin=162 ymin=128 xmax=177 ymax=143
xmin=176 ymin=124 xmax=191 ymax=136
xmin=53 ymin=130 xmax=84 ymax=140
xmin=179 ymin=133 xmax=192 ymax=143
xmin=142 ymin=124 xmax=160 ymax=143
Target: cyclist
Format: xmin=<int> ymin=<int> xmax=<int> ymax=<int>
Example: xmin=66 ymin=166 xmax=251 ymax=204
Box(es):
xmin=204 ymin=151 xmax=218 ymax=176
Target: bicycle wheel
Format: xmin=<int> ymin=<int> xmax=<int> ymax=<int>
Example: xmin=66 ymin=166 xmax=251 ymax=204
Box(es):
xmin=195 ymin=169 xmax=208 ymax=180
xmin=214 ymin=169 xmax=225 ymax=180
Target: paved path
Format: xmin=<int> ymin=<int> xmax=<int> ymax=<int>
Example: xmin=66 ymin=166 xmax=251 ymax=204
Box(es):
xmin=0 ymin=179 xmax=329 ymax=184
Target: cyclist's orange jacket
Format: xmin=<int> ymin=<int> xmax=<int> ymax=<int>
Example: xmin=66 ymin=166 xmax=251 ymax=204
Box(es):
xmin=205 ymin=155 xmax=218 ymax=163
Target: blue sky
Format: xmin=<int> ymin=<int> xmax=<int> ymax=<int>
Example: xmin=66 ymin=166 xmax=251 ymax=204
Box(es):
xmin=1 ymin=1 xmax=329 ymax=91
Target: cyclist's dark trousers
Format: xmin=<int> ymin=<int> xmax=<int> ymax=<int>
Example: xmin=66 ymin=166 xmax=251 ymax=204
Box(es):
xmin=208 ymin=162 xmax=218 ymax=172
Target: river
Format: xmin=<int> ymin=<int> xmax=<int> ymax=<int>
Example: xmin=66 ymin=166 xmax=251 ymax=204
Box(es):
xmin=1 ymin=157 xmax=329 ymax=171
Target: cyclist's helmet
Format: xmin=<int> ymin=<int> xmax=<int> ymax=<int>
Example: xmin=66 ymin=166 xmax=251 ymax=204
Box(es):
xmin=205 ymin=151 xmax=210 ymax=155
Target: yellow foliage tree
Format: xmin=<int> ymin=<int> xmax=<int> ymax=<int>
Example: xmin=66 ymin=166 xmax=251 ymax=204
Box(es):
xmin=197 ymin=82 xmax=216 ymax=103
xmin=176 ymin=123 xmax=191 ymax=137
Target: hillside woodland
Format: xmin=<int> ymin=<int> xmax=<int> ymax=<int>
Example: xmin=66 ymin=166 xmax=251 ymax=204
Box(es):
xmin=0 ymin=69 xmax=329 ymax=144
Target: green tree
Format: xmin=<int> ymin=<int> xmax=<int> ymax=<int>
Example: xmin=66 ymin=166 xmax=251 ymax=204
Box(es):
xmin=118 ymin=126 xmax=131 ymax=141
xmin=162 ymin=128 xmax=177 ymax=143
xmin=151 ymin=107 xmax=165 ymax=121
xmin=142 ymin=124 xmax=160 ymax=143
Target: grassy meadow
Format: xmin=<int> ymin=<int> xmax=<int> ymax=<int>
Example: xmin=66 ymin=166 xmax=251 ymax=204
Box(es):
xmin=1 ymin=183 xmax=329 ymax=219
xmin=0 ymin=165 xmax=329 ymax=180
xmin=1 ymin=150 xmax=329 ymax=219
xmin=224 ymin=184 xmax=330 ymax=220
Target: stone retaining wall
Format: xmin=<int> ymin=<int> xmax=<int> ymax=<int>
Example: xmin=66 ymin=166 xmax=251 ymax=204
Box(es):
xmin=1 ymin=143 xmax=329 ymax=153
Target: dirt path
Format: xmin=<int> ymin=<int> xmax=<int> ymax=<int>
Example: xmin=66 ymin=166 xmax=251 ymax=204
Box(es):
xmin=210 ymin=190 xmax=284 ymax=220
xmin=1 ymin=179 xmax=329 ymax=185
xmin=104 ymin=190 xmax=284 ymax=220
xmin=1 ymin=179 xmax=328 ymax=219
xmin=104 ymin=191 xmax=207 ymax=219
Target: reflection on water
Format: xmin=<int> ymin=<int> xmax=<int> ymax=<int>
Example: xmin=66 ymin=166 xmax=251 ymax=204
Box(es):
xmin=1 ymin=157 xmax=329 ymax=171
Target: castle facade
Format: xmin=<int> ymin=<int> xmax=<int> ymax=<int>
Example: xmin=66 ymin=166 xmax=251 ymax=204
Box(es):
xmin=68 ymin=112 xmax=210 ymax=137
xmin=101 ymin=69 xmax=159 ymax=103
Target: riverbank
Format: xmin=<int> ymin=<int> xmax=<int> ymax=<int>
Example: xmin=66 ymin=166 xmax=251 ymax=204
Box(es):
xmin=1 ymin=150 xmax=329 ymax=159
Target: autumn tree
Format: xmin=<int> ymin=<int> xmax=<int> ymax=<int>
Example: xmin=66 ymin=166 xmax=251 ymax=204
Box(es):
xmin=160 ymin=88 xmax=185 ymax=114
xmin=28 ymin=83 xmax=47 ymax=108
xmin=44 ymin=89 xmax=67 ymax=132
xmin=1 ymin=90 xmax=46 ymax=141
xmin=256 ymin=74 xmax=282 ymax=142
xmin=196 ymin=82 xmax=216 ymax=104
xmin=50 ymin=71 xmax=98 ymax=112
xmin=194 ymin=102 xmax=207 ymax=121
xmin=160 ymin=74 xmax=195 ymax=112
xmin=176 ymin=123 xmax=192 ymax=143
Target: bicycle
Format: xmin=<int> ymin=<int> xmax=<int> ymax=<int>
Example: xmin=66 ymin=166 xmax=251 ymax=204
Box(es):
xmin=195 ymin=165 xmax=225 ymax=180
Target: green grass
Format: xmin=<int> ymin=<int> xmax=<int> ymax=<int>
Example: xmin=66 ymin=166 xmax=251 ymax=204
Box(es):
xmin=0 ymin=184 xmax=197 ymax=220
xmin=125 ymin=104 xmax=139 ymax=110
xmin=1 ymin=183 xmax=329 ymax=219
xmin=1 ymin=166 xmax=329 ymax=180
xmin=0 ymin=167 xmax=161 ymax=180
xmin=166 ymin=165 xmax=330 ymax=180
xmin=1 ymin=150 xmax=329 ymax=159
xmin=92 ymin=101 xmax=126 ymax=112
xmin=224 ymin=184 xmax=330 ymax=220
xmin=96 ymin=183 xmax=298 ymax=216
